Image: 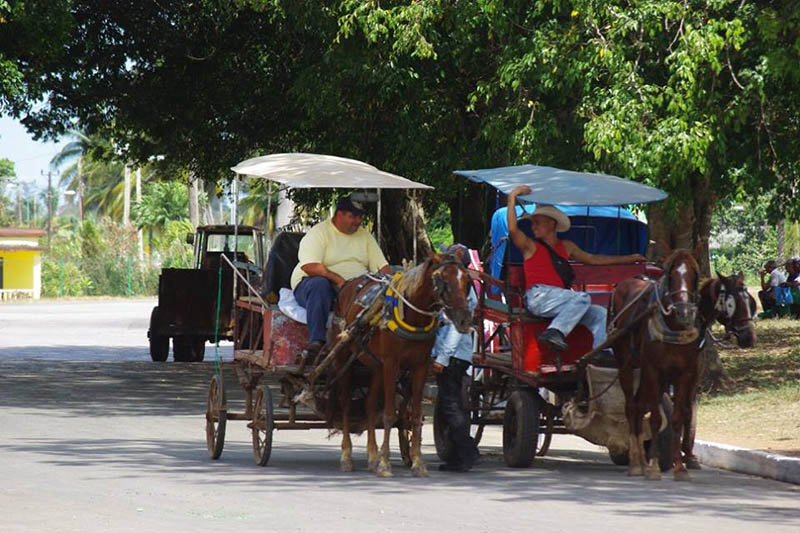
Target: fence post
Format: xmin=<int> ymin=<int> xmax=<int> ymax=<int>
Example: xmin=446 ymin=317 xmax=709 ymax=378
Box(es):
xmin=127 ymin=256 xmax=133 ymax=296
xmin=58 ymin=257 xmax=65 ymax=298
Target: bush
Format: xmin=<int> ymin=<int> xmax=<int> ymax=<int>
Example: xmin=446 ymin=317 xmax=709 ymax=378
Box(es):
xmin=41 ymin=259 xmax=92 ymax=297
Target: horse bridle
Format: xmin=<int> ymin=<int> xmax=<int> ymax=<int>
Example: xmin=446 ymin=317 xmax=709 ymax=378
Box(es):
xmin=713 ymin=281 xmax=754 ymax=337
xmin=657 ymin=265 xmax=699 ymax=316
xmin=430 ymin=255 xmax=471 ymax=313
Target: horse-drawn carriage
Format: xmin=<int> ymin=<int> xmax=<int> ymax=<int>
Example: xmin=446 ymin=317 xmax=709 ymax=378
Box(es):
xmin=204 ymin=154 xmax=467 ymax=475
xmin=204 ymin=155 xmax=756 ymax=479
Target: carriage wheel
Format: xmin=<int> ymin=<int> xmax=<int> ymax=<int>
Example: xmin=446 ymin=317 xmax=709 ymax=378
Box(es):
xmin=503 ymin=390 xmax=539 ymax=468
xmin=205 ymin=375 xmax=227 ymax=460
xmin=148 ymin=307 xmax=169 ymax=362
xmin=252 ymin=385 xmax=274 ymax=466
xmin=536 ymin=405 xmax=554 ymax=457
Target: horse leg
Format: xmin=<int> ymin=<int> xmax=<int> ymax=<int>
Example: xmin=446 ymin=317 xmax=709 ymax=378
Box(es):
xmin=673 ymin=373 xmax=696 ymax=481
xmin=339 ymin=367 xmax=354 ymax=472
xmin=409 ymin=362 xmax=429 ymax=478
xmin=376 ymin=358 xmax=399 ymax=478
xmin=643 ymin=370 xmax=662 ymax=481
xmin=620 ymin=364 xmax=644 ymax=477
xmin=365 ymin=363 xmax=382 ymax=472
xmin=683 ymin=392 xmax=701 ymax=470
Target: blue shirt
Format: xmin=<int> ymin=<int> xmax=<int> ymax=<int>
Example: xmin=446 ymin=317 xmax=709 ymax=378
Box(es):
xmin=432 ymin=288 xmax=477 ymax=367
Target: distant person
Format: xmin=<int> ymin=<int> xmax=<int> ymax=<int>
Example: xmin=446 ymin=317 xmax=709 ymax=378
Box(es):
xmin=758 ymin=260 xmax=786 ymax=317
xmin=780 ymin=258 xmax=800 ymax=318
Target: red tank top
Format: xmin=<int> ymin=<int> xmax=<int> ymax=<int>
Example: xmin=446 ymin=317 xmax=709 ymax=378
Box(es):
xmin=523 ymin=240 xmax=569 ymax=289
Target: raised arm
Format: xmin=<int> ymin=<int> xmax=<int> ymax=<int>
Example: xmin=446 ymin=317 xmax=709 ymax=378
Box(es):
xmin=564 ymin=240 xmax=646 ymax=265
xmin=506 ymin=186 xmax=536 ymax=259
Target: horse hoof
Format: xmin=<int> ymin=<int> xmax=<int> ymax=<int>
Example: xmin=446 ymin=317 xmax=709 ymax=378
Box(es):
xmin=685 ymin=456 xmax=702 ymax=470
xmin=628 ymin=465 xmax=644 ymax=477
xmin=340 ymin=461 xmax=354 ymax=473
xmin=412 ymin=464 xmax=429 ymax=478
xmin=376 ymin=466 xmax=393 ymax=478
xmin=367 ymin=460 xmax=378 ymax=472
xmin=644 ymin=469 xmax=662 ymax=481
xmin=674 ymin=469 xmax=691 ymax=482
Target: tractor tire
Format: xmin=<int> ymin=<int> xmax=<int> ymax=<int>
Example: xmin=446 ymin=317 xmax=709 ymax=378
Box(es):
xmin=148 ymin=307 xmax=169 ymax=362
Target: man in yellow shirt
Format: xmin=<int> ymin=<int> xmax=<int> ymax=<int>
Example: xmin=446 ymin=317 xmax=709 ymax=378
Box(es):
xmin=291 ymin=195 xmax=391 ymax=358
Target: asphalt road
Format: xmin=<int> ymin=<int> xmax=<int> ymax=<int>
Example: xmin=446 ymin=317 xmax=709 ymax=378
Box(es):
xmin=1 ymin=299 xmax=799 ymax=532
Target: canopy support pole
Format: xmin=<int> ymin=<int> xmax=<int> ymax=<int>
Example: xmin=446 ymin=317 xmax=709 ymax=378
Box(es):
xmin=266 ymin=180 xmax=273 ymax=238
xmin=377 ymin=188 xmax=381 ymax=246
xmin=232 ymin=174 xmax=239 ymax=303
xmin=412 ymin=189 xmax=417 ymax=264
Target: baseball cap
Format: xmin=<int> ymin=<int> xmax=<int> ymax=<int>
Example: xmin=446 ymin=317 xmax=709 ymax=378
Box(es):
xmin=336 ymin=195 xmax=366 ymax=216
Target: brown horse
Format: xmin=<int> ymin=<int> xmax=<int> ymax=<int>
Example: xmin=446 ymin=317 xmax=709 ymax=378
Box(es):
xmin=330 ymin=253 xmax=472 ymax=477
xmin=674 ymin=271 xmax=757 ymax=469
xmin=611 ymin=245 xmax=703 ymax=481
xmin=698 ymin=271 xmax=756 ymax=348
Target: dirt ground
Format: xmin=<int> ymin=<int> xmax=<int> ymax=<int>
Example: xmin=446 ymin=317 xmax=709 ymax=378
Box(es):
xmin=697 ymin=317 xmax=800 ymax=456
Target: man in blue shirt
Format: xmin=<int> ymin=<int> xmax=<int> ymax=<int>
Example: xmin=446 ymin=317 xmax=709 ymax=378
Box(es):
xmin=432 ymin=244 xmax=480 ymax=472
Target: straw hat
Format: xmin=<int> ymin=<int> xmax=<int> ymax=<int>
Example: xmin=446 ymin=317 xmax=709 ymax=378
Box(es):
xmin=530 ymin=205 xmax=570 ymax=232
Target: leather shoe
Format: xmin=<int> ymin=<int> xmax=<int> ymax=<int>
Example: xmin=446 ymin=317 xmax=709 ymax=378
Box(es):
xmin=538 ymin=328 xmax=568 ymax=352
xmin=438 ymin=462 xmax=471 ymax=472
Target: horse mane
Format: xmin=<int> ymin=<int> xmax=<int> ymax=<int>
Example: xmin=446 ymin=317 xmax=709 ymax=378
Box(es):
xmin=396 ymin=257 xmax=433 ymax=296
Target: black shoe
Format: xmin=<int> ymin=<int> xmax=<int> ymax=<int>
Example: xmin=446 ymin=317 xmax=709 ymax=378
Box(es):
xmin=538 ymin=328 xmax=568 ymax=352
xmin=303 ymin=341 xmax=324 ymax=363
xmin=438 ymin=462 xmax=471 ymax=472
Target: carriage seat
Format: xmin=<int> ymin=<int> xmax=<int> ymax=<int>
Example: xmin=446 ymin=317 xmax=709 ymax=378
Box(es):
xmin=263 ymin=231 xmax=305 ymax=303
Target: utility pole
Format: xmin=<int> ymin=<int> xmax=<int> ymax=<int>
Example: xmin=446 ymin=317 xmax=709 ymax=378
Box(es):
xmin=77 ymin=156 xmax=84 ymax=222
xmin=15 ymin=182 xmax=21 ymax=225
xmin=42 ymin=170 xmax=53 ymax=248
xmin=136 ymin=167 xmax=144 ymax=262
xmin=123 ymin=165 xmax=131 ymax=225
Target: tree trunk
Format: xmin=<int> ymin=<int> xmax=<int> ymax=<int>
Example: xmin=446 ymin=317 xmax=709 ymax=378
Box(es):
xmin=378 ymin=190 xmax=433 ymax=265
xmin=646 ymin=174 xmax=715 ymax=276
xmin=188 ymin=172 xmax=199 ymax=228
xmin=447 ymin=182 xmax=492 ymax=252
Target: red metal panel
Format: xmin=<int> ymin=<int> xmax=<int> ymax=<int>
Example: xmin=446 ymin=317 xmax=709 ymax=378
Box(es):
xmin=517 ymin=321 xmax=593 ymax=373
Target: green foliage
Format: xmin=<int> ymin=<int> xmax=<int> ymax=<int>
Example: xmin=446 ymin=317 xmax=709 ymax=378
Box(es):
xmin=155 ymin=219 xmax=195 ymax=268
xmin=132 ymin=181 xmax=189 ymax=230
xmin=710 ymin=195 xmax=778 ymax=284
xmin=426 ymin=204 xmax=454 ymax=252
xmin=41 ymin=258 xmax=92 ymax=297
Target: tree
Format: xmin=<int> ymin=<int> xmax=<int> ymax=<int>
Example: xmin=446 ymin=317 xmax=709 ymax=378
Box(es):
xmin=0 ymin=157 xmax=16 ymax=225
xmin=2 ymin=0 xmax=799 ymax=267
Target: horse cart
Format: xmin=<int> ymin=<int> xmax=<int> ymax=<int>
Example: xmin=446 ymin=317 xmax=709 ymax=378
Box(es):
xmin=432 ymin=166 xmax=677 ymax=470
xmin=204 ymin=153 xmax=438 ymax=467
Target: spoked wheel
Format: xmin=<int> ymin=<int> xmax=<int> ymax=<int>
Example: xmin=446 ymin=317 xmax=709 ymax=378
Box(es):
xmin=502 ymin=389 xmax=539 ymax=468
xmin=252 ymin=385 xmax=274 ymax=466
xmin=536 ymin=405 xmax=554 ymax=457
xmin=205 ymin=375 xmax=227 ymax=460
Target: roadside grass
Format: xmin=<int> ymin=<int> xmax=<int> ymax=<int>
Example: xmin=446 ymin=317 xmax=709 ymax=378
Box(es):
xmin=698 ymin=318 xmax=800 ymax=455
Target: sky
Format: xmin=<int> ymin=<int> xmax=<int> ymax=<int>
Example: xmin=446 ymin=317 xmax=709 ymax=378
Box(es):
xmin=0 ymin=115 xmax=69 ymax=192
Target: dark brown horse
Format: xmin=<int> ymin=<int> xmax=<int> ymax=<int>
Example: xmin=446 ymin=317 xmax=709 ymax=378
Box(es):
xmin=675 ymin=271 xmax=757 ymax=469
xmin=611 ymin=245 xmax=703 ymax=481
xmin=330 ymin=253 xmax=472 ymax=477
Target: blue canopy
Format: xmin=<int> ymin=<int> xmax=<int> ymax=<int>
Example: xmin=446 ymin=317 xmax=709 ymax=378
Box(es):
xmin=489 ymin=205 xmax=648 ymax=279
xmin=454 ymin=165 xmax=667 ymax=206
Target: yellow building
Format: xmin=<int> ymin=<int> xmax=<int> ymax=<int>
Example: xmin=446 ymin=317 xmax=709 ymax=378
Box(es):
xmin=0 ymin=228 xmax=46 ymax=300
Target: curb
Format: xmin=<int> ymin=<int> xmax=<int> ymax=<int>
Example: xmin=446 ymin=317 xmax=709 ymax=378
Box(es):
xmin=695 ymin=439 xmax=800 ymax=485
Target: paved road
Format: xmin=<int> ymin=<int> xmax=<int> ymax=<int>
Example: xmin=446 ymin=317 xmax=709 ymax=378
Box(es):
xmin=1 ymin=300 xmax=799 ymax=532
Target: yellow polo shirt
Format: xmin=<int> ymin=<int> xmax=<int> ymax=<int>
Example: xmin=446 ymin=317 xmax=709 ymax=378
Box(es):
xmin=290 ymin=218 xmax=389 ymax=289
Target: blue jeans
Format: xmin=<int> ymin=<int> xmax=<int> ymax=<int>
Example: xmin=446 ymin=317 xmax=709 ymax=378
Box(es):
xmin=293 ymin=276 xmax=335 ymax=344
xmin=524 ymin=284 xmax=607 ymax=348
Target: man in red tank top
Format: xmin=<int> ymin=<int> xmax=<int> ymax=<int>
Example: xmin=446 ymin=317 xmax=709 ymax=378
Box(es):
xmin=507 ymin=186 xmax=646 ymax=352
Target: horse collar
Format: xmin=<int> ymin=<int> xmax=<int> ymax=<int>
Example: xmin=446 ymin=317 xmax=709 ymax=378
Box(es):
xmin=384 ymin=271 xmax=438 ymax=341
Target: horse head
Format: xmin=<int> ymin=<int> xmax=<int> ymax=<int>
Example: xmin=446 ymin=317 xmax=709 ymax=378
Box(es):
xmin=429 ymin=253 xmax=472 ymax=334
xmin=659 ymin=244 xmax=702 ymax=329
xmin=710 ymin=271 xmax=756 ymax=348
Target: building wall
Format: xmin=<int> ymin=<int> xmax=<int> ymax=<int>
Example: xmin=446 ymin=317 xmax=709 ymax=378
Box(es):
xmin=0 ymin=250 xmax=39 ymax=295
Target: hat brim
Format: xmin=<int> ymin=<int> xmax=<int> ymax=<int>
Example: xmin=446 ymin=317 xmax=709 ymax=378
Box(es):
xmin=531 ymin=206 xmax=571 ymax=232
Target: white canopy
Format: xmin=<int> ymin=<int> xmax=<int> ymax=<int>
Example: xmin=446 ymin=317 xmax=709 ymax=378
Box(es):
xmin=231 ymin=153 xmax=433 ymax=189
